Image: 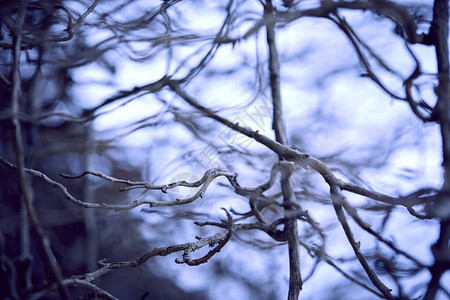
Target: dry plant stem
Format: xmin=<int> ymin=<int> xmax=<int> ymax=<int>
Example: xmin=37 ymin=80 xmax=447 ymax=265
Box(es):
xmin=169 ymin=80 xmax=309 ymax=163
xmin=280 ymin=164 xmax=302 ymax=299
xmin=2 ymin=155 xmax=282 ymax=212
xmin=60 ymin=168 xmax=234 ymax=192
xmin=10 ymin=1 xmax=69 ymax=298
xmin=81 ymin=229 xmax=231 ymax=282
xmin=178 ymin=209 xmax=233 ymax=266
xmin=265 ymin=1 xmax=302 ymax=298
xmin=0 ymin=157 xmax=236 ymax=210
xmin=68 ymin=223 xmax=269 ymax=289
xmin=338 ymin=181 xmax=428 ymax=207
xmin=34 ymin=223 xmax=257 ymax=297
xmin=64 ymin=168 xmax=237 ymax=207
xmin=227 ymin=162 xmax=295 ymax=223
xmin=329 ymin=183 xmax=395 ymax=299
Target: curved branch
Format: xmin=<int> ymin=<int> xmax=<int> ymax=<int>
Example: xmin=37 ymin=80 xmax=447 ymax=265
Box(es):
xmin=0 ymin=157 xmax=236 ymax=211
xmin=280 ymin=0 xmax=420 ymax=43
xmin=176 ymin=208 xmax=233 ymax=266
xmin=329 ymin=14 xmax=405 ymax=100
xmin=76 ymin=223 xmax=250 ymax=283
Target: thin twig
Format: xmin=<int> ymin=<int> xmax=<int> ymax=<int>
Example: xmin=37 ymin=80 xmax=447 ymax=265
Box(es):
xmin=298 ymin=240 xmax=384 ymax=298
xmin=0 ymin=157 xmax=236 ymax=210
xmin=329 ymin=183 xmax=395 ymax=299
xmin=177 ymin=208 xmax=233 ymax=266
xmin=340 ymin=197 xmax=426 ymax=267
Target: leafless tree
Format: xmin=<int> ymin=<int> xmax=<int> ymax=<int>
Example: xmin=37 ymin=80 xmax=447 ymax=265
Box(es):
xmin=0 ymin=0 xmax=449 ymax=299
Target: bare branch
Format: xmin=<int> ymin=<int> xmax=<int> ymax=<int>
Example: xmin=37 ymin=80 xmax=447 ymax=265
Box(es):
xmin=78 ymin=228 xmax=231 ymax=282
xmin=82 ymin=75 xmax=171 ymax=118
xmin=169 ymin=79 xmax=311 ymax=165
xmin=177 ymin=208 xmax=233 ymax=266
xmin=329 ymin=183 xmax=395 ymax=299
xmin=265 ymin=1 xmax=302 ymax=297
xmin=1 ymin=157 xmax=236 ymax=210
xmin=9 ymin=1 xmax=70 ymax=298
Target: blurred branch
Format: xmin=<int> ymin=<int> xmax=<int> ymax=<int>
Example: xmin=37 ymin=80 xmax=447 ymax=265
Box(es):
xmin=296 ymin=211 xmax=326 ymax=284
xmin=0 ymin=233 xmax=19 ymax=298
xmin=82 ymin=125 xmax=99 ymax=272
xmin=0 ymin=0 xmax=100 ymax=50
xmin=330 ymin=14 xmax=403 ymax=99
xmin=339 ymin=180 xmax=431 ymax=207
xmin=9 ymin=1 xmax=70 ymax=298
xmin=298 ymin=239 xmax=384 ymax=298
xmin=177 ymin=0 xmax=236 ymax=84
xmin=81 ymin=75 xmax=171 ymax=119
xmin=279 ymin=0 xmax=421 ymax=43
xmin=60 ymin=0 xmax=100 ymax=42
xmin=329 ymin=14 xmax=433 ymax=122
xmin=425 ymin=0 xmax=450 ymax=296
xmin=25 ymin=278 xmax=118 ymax=300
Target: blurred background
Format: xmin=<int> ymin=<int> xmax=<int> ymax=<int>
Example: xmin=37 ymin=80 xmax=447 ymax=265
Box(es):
xmin=0 ymin=0 xmax=447 ymax=299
